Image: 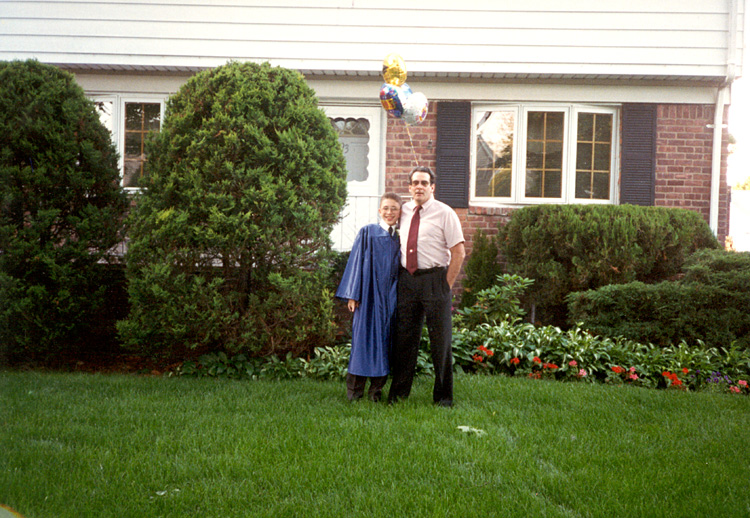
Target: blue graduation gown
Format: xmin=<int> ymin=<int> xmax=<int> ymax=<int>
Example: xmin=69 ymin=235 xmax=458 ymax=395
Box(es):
xmin=336 ymin=223 xmax=400 ymax=377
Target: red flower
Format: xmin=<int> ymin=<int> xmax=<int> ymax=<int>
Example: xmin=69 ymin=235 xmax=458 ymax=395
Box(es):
xmin=533 ymin=357 xmax=542 ymax=364
xmin=672 ymin=379 xmax=683 ymax=386
xmin=611 ymin=366 xmax=625 ymax=374
xmin=682 ymin=367 xmax=689 ymax=375
xmin=543 ymin=363 xmax=559 ymax=370
xmin=510 ymin=357 xmax=520 ymax=365
xmin=473 ymin=354 xmax=483 ymax=363
xmin=486 ymin=350 xmax=494 ymax=357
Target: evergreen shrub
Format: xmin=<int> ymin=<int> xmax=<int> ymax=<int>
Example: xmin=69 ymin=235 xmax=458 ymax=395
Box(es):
xmin=567 ymin=250 xmax=750 ymax=349
xmin=118 ymin=61 xmax=347 ymax=358
xmin=459 ymin=229 xmax=503 ymax=308
xmin=0 ymin=60 xmax=128 ymax=362
xmin=498 ymin=204 xmax=719 ymax=325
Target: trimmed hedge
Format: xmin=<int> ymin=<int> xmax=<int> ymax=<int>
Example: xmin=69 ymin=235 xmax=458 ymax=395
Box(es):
xmin=568 ymin=250 xmax=750 ymax=349
xmin=498 ymin=204 xmax=719 ymax=324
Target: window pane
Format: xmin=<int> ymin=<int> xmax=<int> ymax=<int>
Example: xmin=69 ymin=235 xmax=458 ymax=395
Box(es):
xmin=145 ymin=104 xmax=161 ymax=130
xmin=594 ymin=143 xmax=611 ymax=171
xmin=546 ymin=112 xmax=564 ymax=140
xmin=329 ymin=117 xmax=370 ymax=183
xmin=577 ymin=142 xmax=592 ymax=170
xmin=578 ymin=113 xmax=594 ymax=140
xmin=525 ymin=170 xmax=542 ymax=198
xmin=475 ymin=111 xmax=514 ymax=198
xmin=546 ymin=141 xmax=563 ymax=170
xmin=124 ymin=133 xmax=142 ymax=158
xmin=526 ymin=140 xmax=544 ymax=169
xmin=595 ymin=114 xmax=613 ymax=141
xmin=593 ymin=172 xmax=610 ymax=199
xmin=575 ymin=171 xmax=592 ymax=198
xmin=526 ymin=111 xmax=564 ymax=199
xmin=123 ymin=160 xmax=142 ymax=188
xmin=543 ymin=170 xmax=562 ymax=198
xmin=124 ymin=102 xmax=162 ymax=187
xmin=575 ymin=112 xmax=613 ymax=200
xmin=125 ymin=104 xmax=143 ymax=130
xmin=527 ymin=112 xmax=545 ymax=140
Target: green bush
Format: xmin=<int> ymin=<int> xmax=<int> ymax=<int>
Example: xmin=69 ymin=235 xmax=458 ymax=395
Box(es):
xmin=0 ymin=60 xmax=128 ymax=362
xmin=118 ymin=61 xmax=347 ymax=358
xmin=568 ymin=250 xmax=750 ymax=349
xmin=498 ymin=204 xmax=719 ymax=325
xmin=460 ymin=229 xmax=503 ymax=307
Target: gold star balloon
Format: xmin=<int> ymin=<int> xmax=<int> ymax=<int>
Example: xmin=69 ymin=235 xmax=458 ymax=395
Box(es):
xmin=382 ymin=53 xmax=407 ymax=86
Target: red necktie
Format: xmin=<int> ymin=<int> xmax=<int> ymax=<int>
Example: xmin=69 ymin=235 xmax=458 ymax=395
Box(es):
xmin=406 ymin=205 xmax=421 ymax=274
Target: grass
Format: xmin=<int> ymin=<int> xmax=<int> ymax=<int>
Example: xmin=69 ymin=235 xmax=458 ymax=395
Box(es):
xmin=1 ymin=372 xmax=749 ymax=517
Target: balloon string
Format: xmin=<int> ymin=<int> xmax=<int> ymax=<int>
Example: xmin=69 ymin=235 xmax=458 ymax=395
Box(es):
xmin=404 ymin=122 xmax=419 ymax=167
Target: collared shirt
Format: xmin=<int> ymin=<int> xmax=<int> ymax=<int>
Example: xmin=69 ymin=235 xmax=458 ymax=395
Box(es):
xmin=399 ymin=196 xmax=464 ymax=270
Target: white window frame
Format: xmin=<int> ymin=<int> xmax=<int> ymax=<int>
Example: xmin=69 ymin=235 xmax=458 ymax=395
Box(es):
xmin=119 ymin=95 xmax=167 ymax=190
xmin=471 ymin=103 xmax=620 ymax=206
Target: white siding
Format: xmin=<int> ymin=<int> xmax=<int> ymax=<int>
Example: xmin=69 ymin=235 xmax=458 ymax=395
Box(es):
xmin=0 ymin=0 xmax=743 ymax=82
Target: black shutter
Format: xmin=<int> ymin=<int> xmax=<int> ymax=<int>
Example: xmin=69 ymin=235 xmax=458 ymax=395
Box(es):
xmin=436 ymin=102 xmax=471 ymax=208
xmin=620 ymin=103 xmax=656 ymax=206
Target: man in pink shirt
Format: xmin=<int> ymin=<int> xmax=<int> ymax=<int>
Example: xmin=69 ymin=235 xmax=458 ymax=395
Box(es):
xmin=387 ymin=166 xmax=466 ymax=407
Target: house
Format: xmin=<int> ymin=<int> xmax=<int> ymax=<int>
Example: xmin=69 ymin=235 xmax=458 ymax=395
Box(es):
xmin=1 ymin=0 xmax=744 ymax=265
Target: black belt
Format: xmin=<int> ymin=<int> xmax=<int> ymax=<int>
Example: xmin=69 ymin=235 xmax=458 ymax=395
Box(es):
xmin=401 ymin=266 xmax=446 ymax=276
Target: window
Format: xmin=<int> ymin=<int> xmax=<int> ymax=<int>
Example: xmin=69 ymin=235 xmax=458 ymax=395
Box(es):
xmin=472 ymin=104 xmax=618 ymax=204
xmin=123 ymin=102 xmax=161 ymax=188
xmin=89 ymin=94 xmax=166 ymax=188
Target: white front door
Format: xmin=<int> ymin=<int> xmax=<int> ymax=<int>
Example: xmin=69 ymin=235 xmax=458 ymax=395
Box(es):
xmin=323 ymin=106 xmax=385 ymax=251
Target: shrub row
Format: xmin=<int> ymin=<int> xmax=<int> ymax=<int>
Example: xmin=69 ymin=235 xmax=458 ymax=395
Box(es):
xmin=568 ymin=249 xmax=750 ymax=349
xmin=496 ymin=204 xmax=719 ymax=325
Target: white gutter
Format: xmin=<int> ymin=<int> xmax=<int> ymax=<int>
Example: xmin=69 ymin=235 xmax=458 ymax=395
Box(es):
xmin=710 ymin=0 xmax=739 ymax=236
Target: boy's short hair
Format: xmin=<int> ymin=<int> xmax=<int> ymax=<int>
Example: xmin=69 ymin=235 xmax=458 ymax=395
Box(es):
xmin=380 ymin=192 xmax=403 ymax=206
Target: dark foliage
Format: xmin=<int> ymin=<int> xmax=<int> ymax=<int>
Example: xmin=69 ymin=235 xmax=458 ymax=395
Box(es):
xmin=118 ymin=61 xmax=347 ymax=358
xmin=568 ymin=249 xmax=750 ymax=349
xmin=0 ymin=60 xmax=128 ymax=363
xmin=498 ymin=204 xmax=719 ymax=325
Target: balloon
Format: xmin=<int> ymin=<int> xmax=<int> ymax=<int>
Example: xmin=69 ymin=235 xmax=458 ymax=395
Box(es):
xmin=402 ymin=92 xmax=429 ymax=125
xmin=382 ymin=53 xmax=407 ymax=86
xmin=379 ymin=83 xmax=409 ymax=118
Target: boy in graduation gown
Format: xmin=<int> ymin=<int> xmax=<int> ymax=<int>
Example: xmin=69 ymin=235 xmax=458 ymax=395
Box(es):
xmin=335 ymin=193 xmax=402 ymax=401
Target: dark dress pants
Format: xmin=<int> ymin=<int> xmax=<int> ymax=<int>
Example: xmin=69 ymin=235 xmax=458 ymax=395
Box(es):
xmin=387 ymin=267 xmax=454 ymax=406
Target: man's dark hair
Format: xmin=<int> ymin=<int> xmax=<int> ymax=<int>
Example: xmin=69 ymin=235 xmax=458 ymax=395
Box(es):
xmin=409 ymin=165 xmax=435 ymax=185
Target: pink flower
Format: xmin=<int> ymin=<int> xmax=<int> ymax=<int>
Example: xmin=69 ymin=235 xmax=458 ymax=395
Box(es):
xmin=568 ymin=360 xmax=578 ymax=367
xmin=730 ymin=386 xmax=741 ymax=394
xmin=629 ymin=374 xmax=639 ymax=380
xmin=629 ymin=366 xmax=636 ymax=373
xmin=578 ymin=369 xmax=587 ymax=377
xmin=738 ymin=380 xmax=747 ymax=387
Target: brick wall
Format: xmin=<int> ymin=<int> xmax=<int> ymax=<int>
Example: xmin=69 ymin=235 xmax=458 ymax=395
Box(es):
xmin=655 ymin=104 xmax=731 ymax=244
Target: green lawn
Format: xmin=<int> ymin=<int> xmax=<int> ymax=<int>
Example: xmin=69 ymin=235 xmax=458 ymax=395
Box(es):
xmin=1 ymin=372 xmax=749 ymax=517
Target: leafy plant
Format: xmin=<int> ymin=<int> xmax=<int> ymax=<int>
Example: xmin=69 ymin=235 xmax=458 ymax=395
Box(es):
xmin=0 ymin=60 xmax=128 ymax=363
xmin=498 ymin=204 xmax=719 ymax=326
xmin=118 ymin=61 xmax=347 ymax=358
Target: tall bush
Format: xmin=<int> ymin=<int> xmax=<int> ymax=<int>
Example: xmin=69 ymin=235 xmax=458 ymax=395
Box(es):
xmin=498 ymin=204 xmax=719 ymax=325
xmin=0 ymin=60 xmax=128 ymax=362
xmin=118 ymin=61 xmax=347 ymax=357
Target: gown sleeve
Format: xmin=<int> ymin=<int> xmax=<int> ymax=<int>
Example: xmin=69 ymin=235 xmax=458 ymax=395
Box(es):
xmin=335 ymin=226 xmax=368 ymax=302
